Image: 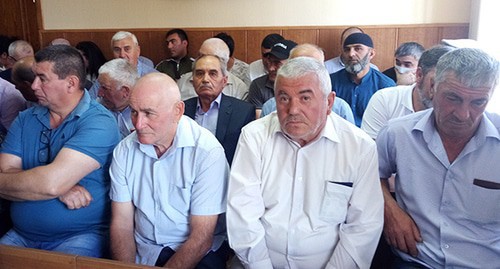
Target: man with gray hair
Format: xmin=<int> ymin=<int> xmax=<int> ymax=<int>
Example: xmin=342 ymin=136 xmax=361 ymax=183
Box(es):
xmin=177 ymin=37 xmax=248 ymax=101
xmin=383 ymin=42 xmax=425 ymax=85
xmin=184 ymin=54 xmax=255 ymax=165
xmin=227 ymin=57 xmax=383 ymax=268
xmin=260 ymin=43 xmax=355 ymax=124
xmin=0 ymin=40 xmax=34 ymax=83
xmin=97 ymin=58 xmax=139 ymax=139
xmin=362 ymin=45 xmax=454 ymax=140
xmin=88 ymin=31 xmax=156 ymax=99
xmin=377 ymin=48 xmax=500 ymax=268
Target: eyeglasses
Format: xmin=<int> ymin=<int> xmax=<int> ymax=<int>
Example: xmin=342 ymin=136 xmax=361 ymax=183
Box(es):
xmin=7 ymin=55 xmax=17 ymax=62
xmin=38 ymin=129 xmax=51 ymax=164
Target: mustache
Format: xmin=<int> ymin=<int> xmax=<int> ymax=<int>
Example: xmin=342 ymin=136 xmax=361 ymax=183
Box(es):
xmin=284 ymin=115 xmax=306 ymax=123
xmin=196 ymin=83 xmax=212 ymax=90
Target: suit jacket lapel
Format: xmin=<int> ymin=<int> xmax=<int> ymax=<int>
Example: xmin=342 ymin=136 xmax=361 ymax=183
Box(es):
xmin=216 ymin=94 xmax=231 ymax=142
xmin=184 ymin=98 xmax=197 ymax=119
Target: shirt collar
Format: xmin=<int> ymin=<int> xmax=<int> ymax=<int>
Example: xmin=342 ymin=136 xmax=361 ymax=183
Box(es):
xmin=135 ymin=116 xmax=197 ymax=159
xmin=33 ymin=90 xmax=90 ymax=127
xmin=196 ymin=93 xmax=222 ymax=114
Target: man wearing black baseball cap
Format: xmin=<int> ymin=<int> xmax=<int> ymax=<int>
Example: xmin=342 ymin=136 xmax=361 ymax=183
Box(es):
xmin=330 ymin=33 xmax=395 ymax=127
xmin=247 ymin=39 xmax=297 ymax=118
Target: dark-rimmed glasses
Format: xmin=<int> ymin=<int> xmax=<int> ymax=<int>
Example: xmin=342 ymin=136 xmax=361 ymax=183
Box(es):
xmin=38 ymin=129 xmax=51 ymax=164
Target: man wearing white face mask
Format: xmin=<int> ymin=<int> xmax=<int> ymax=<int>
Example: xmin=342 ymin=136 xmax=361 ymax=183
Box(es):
xmin=383 ymin=42 xmax=425 ymax=86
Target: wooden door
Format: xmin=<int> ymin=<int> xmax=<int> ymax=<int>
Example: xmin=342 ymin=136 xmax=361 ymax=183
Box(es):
xmin=0 ymin=0 xmax=42 ymax=51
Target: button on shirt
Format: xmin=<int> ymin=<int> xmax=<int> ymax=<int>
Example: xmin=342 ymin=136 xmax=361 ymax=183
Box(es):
xmin=377 ymin=109 xmax=500 ymax=268
xmin=227 ymin=113 xmax=384 ymax=269
xmin=194 ymin=94 xmax=221 ymax=136
xmin=109 ymin=116 xmax=229 ymax=266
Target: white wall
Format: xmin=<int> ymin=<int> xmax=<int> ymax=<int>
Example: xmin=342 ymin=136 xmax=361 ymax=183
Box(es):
xmin=41 ymin=0 xmax=471 ymax=29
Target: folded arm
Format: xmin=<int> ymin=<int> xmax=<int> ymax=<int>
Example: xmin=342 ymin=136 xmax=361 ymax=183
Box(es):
xmin=0 ymin=148 xmax=99 ymax=201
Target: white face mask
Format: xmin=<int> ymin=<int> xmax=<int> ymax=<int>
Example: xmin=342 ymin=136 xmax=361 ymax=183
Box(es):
xmin=395 ymin=65 xmax=416 ymax=74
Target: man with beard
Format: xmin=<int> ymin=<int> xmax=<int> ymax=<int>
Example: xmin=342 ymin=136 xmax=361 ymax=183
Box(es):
xmin=330 ymin=33 xmax=395 ymax=127
xmin=361 ymin=45 xmax=454 ymax=140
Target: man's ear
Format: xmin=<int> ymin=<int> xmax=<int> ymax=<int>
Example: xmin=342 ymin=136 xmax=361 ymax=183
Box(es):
xmin=326 ymin=91 xmax=335 ymax=115
xmin=429 ymin=77 xmax=436 ymax=99
xmin=67 ymin=75 xmax=80 ymax=92
xmin=222 ymin=74 xmax=228 ymax=87
xmin=121 ymin=85 xmax=131 ymax=98
xmin=369 ymin=48 xmax=376 ymax=60
xmin=175 ymin=100 xmax=185 ymax=121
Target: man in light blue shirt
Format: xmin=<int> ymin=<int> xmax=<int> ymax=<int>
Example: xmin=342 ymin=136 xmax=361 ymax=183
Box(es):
xmin=88 ymin=31 xmax=157 ymax=99
xmin=377 ymin=48 xmax=500 ymax=268
xmin=109 ymin=73 xmax=229 ymax=268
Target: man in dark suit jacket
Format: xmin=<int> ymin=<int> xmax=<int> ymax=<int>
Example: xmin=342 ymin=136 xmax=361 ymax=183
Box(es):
xmin=184 ymin=54 xmax=255 ymax=165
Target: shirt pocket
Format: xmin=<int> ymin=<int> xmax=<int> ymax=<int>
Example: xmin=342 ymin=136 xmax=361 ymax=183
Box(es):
xmin=465 ymin=183 xmax=500 ymax=224
xmin=165 ymin=182 xmax=191 ymax=217
xmin=319 ymin=181 xmax=353 ymax=223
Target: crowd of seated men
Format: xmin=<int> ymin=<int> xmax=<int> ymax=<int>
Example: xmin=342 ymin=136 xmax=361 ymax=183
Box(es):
xmin=0 ymin=26 xmax=498 ymax=269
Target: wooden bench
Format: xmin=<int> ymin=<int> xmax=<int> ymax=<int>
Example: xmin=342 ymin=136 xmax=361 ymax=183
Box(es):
xmin=0 ymin=245 xmax=157 ymax=269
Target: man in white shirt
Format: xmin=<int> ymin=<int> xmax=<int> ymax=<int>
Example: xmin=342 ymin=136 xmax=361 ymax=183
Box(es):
xmin=227 ymin=57 xmax=383 ymax=269
xmin=361 ymin=45 xmax=454 ymax=139
xmin=97 ymin=58 xmax=139 ymax=139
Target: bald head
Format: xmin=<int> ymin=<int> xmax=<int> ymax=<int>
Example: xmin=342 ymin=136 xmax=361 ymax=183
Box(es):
xmin=133 ymin=73 xmax=181 ymax=105
xmin=341 ymin=27 xmax=364 ymax=45
xmin=198 ymin=38 xmax=230 ymax=64
xmin=50 ymin=38 xmax=71 ymax=46
xmin=289 ymin=43 xmax=325 ymax=62
xmin=130 ymin=73 xmax=185 ymax=152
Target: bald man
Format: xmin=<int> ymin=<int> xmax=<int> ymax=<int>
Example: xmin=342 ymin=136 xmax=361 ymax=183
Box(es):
xmin=177 ymin=37 xmax=248 ymax=100
xmin=109 ymin=73 xmax=230 ymax=268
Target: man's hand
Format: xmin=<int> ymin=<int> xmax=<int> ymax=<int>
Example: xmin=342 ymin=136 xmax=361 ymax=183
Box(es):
xmin=383 ymin=202 xmax=422 ymax=257
xmin=58 ymin=185 xmax=92 ymax=209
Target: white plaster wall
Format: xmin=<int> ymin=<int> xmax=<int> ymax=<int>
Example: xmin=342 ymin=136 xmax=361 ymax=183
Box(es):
xmin=41 ymin=0 xmax=471 ymax=29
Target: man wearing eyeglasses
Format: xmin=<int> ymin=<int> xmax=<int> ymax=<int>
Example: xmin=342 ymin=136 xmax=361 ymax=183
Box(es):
xmin=0 ymin=39 xmax=34 ymax=84
xmin=0 ymin=45 xmax=120 ymax=258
